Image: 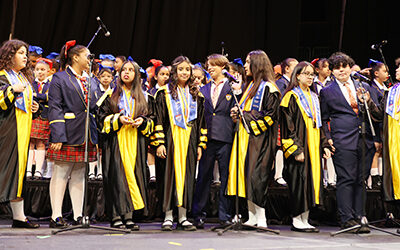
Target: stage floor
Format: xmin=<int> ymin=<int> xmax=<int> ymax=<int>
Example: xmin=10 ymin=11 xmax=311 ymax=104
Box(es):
xmin=1 ymin=220 xmax=399 ymax=250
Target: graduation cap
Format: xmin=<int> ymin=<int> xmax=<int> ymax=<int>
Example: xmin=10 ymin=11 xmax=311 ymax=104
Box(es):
xmin=29 ymin=45 xmax=43 ymax=55
xmin=99 ymin=54 xmax=115 ymax=61
xmin=368 ymin=59 xmax=382 ymax=68
xmin=233 ymin=58 xmax=244 ymax=67
xmin=46 ymin=52 xmax=59 ymax=60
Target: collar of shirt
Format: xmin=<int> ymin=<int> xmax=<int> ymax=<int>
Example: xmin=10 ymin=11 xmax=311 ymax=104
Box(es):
xmin=314 ymin=75 xmax=331 ymax=86
xmin=99 ymin=84 xmax=110 ymax=92
xmin=336 ymin=77 xmax=354 ymax=87
xmin=283 ymin=74 xmax=290 ymax=82
xmin=374 ymin=79 xmax=388 ymax=91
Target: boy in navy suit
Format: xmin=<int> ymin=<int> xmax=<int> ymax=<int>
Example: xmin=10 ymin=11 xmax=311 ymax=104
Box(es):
xmin=320 ymin=53 xmax=375 ymax=233
xmin=192 ymin=54 xmax=237 ymax=228
xmin=275 ymin=58 xmax=298 ymax=94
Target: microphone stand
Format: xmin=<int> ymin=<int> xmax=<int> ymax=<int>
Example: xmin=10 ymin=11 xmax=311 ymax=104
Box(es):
xmin=376 ymin=46 xmax=395 ymax=86
xmin=211 ymin=82 xmax=280 ymax=236
xmin=87 ymin=26 xmax=102 ymax=48
xmin=331 ymin=80 xmax=400 ymax=237
xmin=53 ymin=48 xmax=130 ymax=234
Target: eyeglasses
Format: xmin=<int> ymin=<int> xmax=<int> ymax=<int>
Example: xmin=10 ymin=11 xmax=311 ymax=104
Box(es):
xmin=300 ymin=72 xmax=316 ymax=77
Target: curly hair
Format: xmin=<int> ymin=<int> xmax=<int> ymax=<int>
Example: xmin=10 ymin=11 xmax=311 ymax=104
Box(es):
xmin=168 ymin=56 xmax=198 ymax=100
xmin=0 ymin=39 xmax=33 ymax=82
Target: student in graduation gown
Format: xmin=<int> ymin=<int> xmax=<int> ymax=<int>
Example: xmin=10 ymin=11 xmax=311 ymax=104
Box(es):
xmin=97 ymin=60 xmax=153 ymax=230
xmin=362 ymin=64 xmax=400 ymax=203
xmin=0 ymin=39 xmax=40 ymax=228
xmin=228 ymin=50 xmax=280 ymax=228
xmin=280 ymin=61 xmax=332 ymax=233
xmin=153 ymin=56 xmax=207 ymax=231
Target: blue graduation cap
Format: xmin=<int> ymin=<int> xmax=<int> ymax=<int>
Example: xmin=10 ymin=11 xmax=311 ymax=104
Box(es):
xmin=46 ymin=52 xmax=59 ymax=60
xmin=233 ymin=58 xmax=244 ymax=67
xmin=29 ymin=45 xmax=43 ymax=55
xmin=99 ymin=54 xmax=115 ymax=61
xmin=368 ymin=59 xmax=382 ymax=68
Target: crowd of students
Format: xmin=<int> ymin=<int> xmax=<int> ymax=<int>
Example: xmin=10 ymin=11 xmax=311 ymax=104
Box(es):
xmin=0 ymin=38 xmax=399 ymax=234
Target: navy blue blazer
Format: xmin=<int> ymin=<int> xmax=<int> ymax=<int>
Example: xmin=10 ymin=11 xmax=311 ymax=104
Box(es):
xmin=320 ymin=77 xmax=375 ymax=151
xmin=369 ymin=80 xmax=386 ymax=142
xmin=48 ymin=67 xmax=98 ymax=145
xmin=275 ymin=76 xmax=289 ymax=96
xmin=32 ymin=79 xmax=51 ymax=119
xmin=200 ymin=80 xmax=236 ymax=144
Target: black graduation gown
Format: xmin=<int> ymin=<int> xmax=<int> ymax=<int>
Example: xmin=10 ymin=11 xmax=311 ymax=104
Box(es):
xmin=368 ymin=91 xmax=400 ymax=201
xmin=153 ymin=87 xmax=207 ymax=213
xmin=0 ymin=72 xmax=37 ymax=202
xmin=96 ymin=91 xmax=153 ymax=218
xmin=280 ymin=91 xmax=330 ymax=216
xmin=227 ymin=81 xmax=280 ymax=208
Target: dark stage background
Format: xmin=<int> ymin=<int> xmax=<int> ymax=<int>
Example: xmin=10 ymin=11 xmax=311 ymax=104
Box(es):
xmin=0 ymin=0 xmax=399 ymax=74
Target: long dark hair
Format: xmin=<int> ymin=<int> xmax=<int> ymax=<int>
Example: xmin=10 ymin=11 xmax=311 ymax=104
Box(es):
xmin=59 ymin=43 xmax=87 ymax=70
xmin=168 ymin=56 xmax=198 ymax=100
xmin=245 ymin=50 xmax=275 ymax=99
xmin=284 ymin=61 xmax=316 ymax=96
xmin=0 ymin=39 xmax=33 ymax=82
xmin=150 ymin=65 xmax=169 ymax=88
xmin=110 ymin=60 xmax=148 ymax=118
xmin=369 ymin=62 xmax=385 ymax=81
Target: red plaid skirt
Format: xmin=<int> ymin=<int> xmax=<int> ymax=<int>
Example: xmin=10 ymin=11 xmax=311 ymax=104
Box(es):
xmin=277 ymin=126 xmax=281 ymax=147
xmin=47 ymin=142 xmax=97 ymax=162
xmin=31 ymin=117 xmax=50 ymax=140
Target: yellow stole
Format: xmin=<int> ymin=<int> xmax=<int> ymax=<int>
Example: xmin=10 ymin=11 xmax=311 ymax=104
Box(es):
xmin=388 ymin=96 xmax=400 ymax=199
xmin=164 ymin=86 xmax=193 ymax=207
xmin=116 ymin=89 xmax=145 ymax=210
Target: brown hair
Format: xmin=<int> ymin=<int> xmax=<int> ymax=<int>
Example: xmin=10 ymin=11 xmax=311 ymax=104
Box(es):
xmin=281 ymin=58 xmax=297 ymax=75
xmin=245 ymin=50 xmax=275 ymax=99
xmin=168 ymin=56 xmax=198 ymax=100
xmin=285 ymin=61 xmax=316 ymax=95
xmin=0 ymin=39 xmax=33 ymax=82
xmin=110 ymin=61 xmax=148 ymax=118
xmin=206 ymin=54 xmax=229 ymax=69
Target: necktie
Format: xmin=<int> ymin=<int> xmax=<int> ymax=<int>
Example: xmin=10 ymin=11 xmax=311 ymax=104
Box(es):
xmin=212 ymin=81 xmax=223 ymax=108
xmin=38 ymin=82 xmax=43 ymax=93
xmin=344 ymin=82 xmax=358 ymax=114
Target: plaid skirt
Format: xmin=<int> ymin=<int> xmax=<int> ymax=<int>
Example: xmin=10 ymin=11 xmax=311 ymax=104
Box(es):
xmin=31 ymin=117 xmax=50 ymax=140
xmin=47 ymin=142 xmax=97 ymax=162
xmin=277 ymin=126 xmax=281 ymax=147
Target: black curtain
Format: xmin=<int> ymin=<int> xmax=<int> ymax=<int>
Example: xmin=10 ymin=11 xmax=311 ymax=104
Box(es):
xmin=0 ymin=0 xmax=399 ymax=71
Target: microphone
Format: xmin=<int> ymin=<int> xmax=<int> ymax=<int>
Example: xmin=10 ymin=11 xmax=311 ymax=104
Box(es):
xmin=371 ymin=40 xmax=387 ymax=50
xmin=87 ymin=54 xmax=95 ymax=60
xmin=351 ymin=71 xmax=370 ymax=82
xmin=222 ymin=69 xmax=239 ymax=83
xmin=96 ymin=17 xmax=111 ymax=37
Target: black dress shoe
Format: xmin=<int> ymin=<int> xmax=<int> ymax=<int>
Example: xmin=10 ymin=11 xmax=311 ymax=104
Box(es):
xmin=193 ymin=218 xmax=205 ymax=229
xmin=111 ymin=219 xmax=125 ymax=229
xmin=49 ymin=217 xmax=69 ymax=229
xmin=12 ymin=219 xmax=40 ymax=229
xmin=177 ymin=220 xmax=197 ymax=231
xmin=290 ymin=226 xmax=315 ymax=233
xmin=341 ymin=219 xmax=359 ymax=233
xmin=219 ymin=220 xmax=233 ymax=227
xmin=326 ymin=183 xmax=336 ymax=190
xmin=72 ymin=216 xmax=83 ymax=225
xmin=161 ymin=220 xmax=173 ymax=231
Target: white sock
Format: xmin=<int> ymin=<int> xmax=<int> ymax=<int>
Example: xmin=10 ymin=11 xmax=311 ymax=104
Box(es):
xmin=274 ymin=150 xmax=284 ymax=180
xmin=213 ymin=162 xmax=220 ymax=182
xmin=34 ymin=150 xmax=46 ymax=176
xmin=44 ymin=161 xmax=54 ymax=178
xmin=69 ymin=163 xmax=85 ymax=220
xmin=178 ymin=207 xmax=192 ymax=226
xmin=370 ymin=167 xmax=379 ymax=176
xmin=10 ymin=200 xmax=26 ymax=221
xmin=89 ymin=162 xmax=96 ymax=176
xmin=292 ymin=214 xmax=307 ymax=229
xmin=301 ymin=210 xmax=315 ymax=228
xmin=148 ymin=164 xmax=156 ymax=178
xmin=26 ymin=149 xmax=34 ymax=174
xmin=50 ymin=161 xmax=72 ymax=220
xmin=378 ymin=157 xmax=383 ymax=176
xmin=244 ymin=200 xmax=257 ymax=226
xmin=164 ymin=210 xmax=173 ymax=225
xmin=326 ymin=158 xmax=336 ymax=184
xmin=97 ymin=157 xmax=102 ymax=176
xmin=254 ymin=203 xmax=267 ymax=228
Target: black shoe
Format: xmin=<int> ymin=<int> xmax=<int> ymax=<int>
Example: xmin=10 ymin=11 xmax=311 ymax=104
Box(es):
xmin=357 ymin=225 xmax=371 ymax=234
xmin=12 ymin=219 xmax=40 ymax=229
xmin=111 ymin=219 xmax=125 ymax=229
xmin=177 ymin=220 xmax=197 ymax=231
xmin=72 ymin=216 xmax=83 ymax=225
xmin=326 ymin=183 xmax=336 ymax=190
xmin=219 ymin=220 xmax=233 ymax=227
xmin=290 ymin=226 xmax=315 ymax=233
xmin=372 ymin=175 xmax=382 ymax=190
xmin=124 ymin=219 xmax=140 ymax=231
xmin=194 ymin=218 xmax=205 ymax=229
xmin=341 ymin=219 xmax=359 ymax=233
xmin=49 ymin=217 xmax=68 ymax=229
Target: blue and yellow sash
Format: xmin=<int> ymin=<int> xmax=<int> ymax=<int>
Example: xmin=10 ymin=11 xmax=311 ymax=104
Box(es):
xmin=119 ymin=87 xmax=135 ymax=118
xmin=5 ymin=70 xmax=31 ymax=112
xmin=292 ymin=86 xmax=322 ymax=128
xmin=167 ymin=84 xmax=197 ymax=129
xmin=386 ymin=83 xmax=400 ymax=121
xmin=239 ymin=81 xmax=267 ymax=111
